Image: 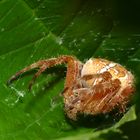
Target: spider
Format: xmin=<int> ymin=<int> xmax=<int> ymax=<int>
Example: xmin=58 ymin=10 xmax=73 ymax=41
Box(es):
xmin=7 ymin=55 xmax=135 ymax=120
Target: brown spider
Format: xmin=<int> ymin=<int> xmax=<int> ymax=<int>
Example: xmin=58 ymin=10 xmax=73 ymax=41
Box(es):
xmin=7 ymin=55 xmax=135 ymax=120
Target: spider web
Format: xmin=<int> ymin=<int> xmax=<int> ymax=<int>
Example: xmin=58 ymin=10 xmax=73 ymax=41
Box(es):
xmin=0 ymin=0 xmax=140 ymax=139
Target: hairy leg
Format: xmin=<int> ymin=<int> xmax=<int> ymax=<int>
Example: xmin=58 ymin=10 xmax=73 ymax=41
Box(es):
xmin=7 ymin=55 xmax=82 ymax=90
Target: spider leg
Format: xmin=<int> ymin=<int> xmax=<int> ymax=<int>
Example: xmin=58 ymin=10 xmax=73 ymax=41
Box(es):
xmin=28 ymin=65 xmax=48 ymax=90
xmin=7 ymin=55 xmax=82 ymax=90
xmin=7 ymin=60 xmax=46 ymax=85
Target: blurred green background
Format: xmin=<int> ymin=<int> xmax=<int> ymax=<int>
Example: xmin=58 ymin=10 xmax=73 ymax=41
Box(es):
xmin=0 ymin=0 xmax=140 ymax=139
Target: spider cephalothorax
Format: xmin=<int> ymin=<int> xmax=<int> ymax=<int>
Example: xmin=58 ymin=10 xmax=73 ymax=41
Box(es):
xmin=7 ymin=55 xmax=135 ymax=120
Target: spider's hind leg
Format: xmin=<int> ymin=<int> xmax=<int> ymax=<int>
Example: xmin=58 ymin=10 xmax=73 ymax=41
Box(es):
xmin=7 ymin=58 xmax=62 ymax=89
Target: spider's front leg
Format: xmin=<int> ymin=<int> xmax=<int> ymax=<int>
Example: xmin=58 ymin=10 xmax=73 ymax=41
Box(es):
xmin=7 ymin=55 xmax=82 ymax=90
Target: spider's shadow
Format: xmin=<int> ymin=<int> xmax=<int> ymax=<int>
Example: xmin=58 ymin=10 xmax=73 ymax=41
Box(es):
xmin=65 ymin=109 xmax=124 ymax=130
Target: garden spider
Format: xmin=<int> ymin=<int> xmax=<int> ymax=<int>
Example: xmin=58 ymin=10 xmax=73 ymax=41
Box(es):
xmin=7 ymin=55 xmax=134 ymax=120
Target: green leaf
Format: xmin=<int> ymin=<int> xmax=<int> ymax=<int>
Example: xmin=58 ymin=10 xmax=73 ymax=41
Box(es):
xmin=0 ymin=0 xmax=140 ymax=139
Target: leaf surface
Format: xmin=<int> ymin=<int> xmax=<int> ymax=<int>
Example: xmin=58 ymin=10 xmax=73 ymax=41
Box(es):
xmin=0 ymin=0 xmax=140 ymax=139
